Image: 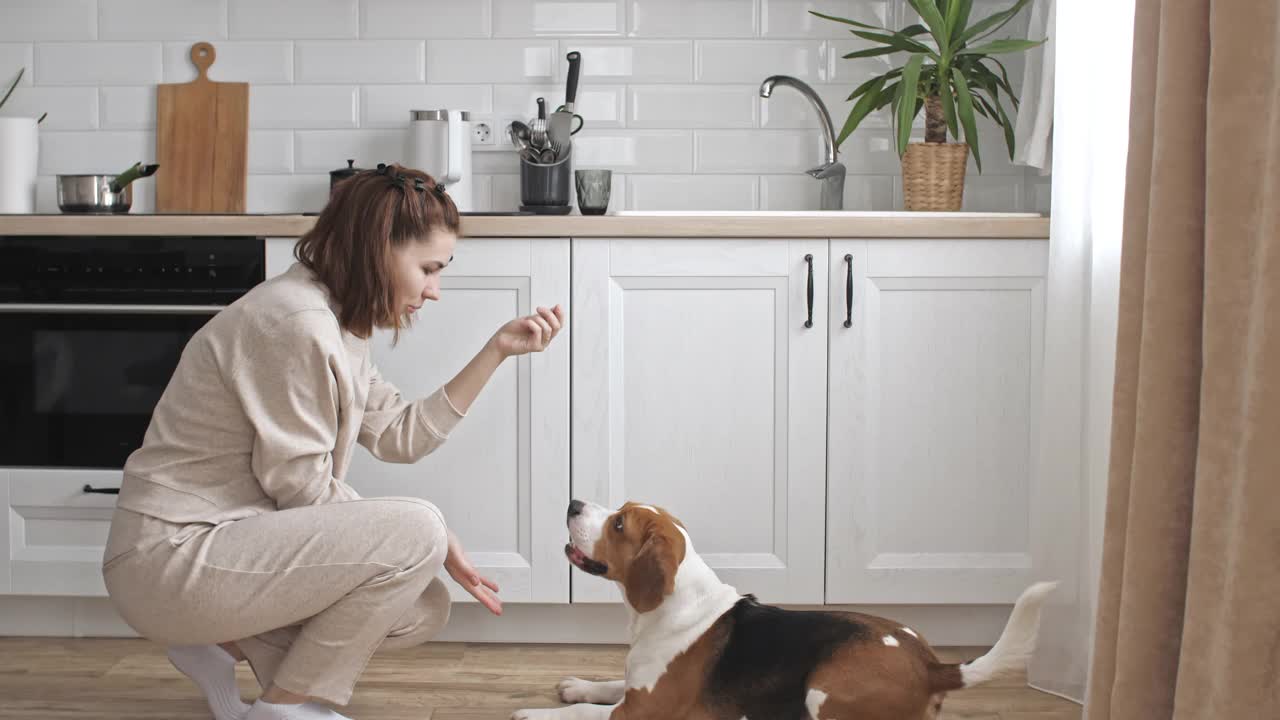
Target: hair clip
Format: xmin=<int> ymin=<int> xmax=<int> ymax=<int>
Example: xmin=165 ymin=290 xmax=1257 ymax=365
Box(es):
xmin=433 ymin=183 xmax=448 ymax=198
xmin=413 ymin=178 xmax=426 ymax=194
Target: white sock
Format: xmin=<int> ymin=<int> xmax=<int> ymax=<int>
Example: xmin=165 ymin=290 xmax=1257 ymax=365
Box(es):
xmin=166 ymin=644 xmax=251 ymax=720
xmin=245 ymin=700 xmax=352 ymax=720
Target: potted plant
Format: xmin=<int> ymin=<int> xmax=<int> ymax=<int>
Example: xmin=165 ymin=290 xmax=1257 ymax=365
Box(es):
xmin=0 ymin=67 xmax=46 ymax=213
xmin=813 ymin=0 xmax=1044 ymax=211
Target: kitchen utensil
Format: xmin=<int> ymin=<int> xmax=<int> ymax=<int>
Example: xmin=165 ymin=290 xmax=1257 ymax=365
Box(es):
xmin=520 ymin=147 xmax=572 ymax=209
xmin=408 ymin=109 xmax=475 ymax=210
xmin=574 ymin=169 xmax=612 ymax=215
xmin=156 ymin=42 xmax=248 ymax=213
xmin=509 ymin=121 xmax=532 ymax=154
xmin=329 ymin=159 xmax=362 ymax=195
xmin=547 ymin=51 xmax=581 ymax=159
xmin=56 ymin=162 xmax=159 ymax=213
xmin=553 ymin=105 xmax=585 ymax=135
xmin=531 ymin=97 xmax=548 ymax=149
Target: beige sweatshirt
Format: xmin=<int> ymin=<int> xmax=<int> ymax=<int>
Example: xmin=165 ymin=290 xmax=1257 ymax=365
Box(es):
xmin=118 ymin=261 xmax=465 ymax=525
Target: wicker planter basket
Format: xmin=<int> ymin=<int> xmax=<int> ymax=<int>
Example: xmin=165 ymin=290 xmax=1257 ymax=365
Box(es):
xmin=902 ymin=142 xmax=969 ymax=211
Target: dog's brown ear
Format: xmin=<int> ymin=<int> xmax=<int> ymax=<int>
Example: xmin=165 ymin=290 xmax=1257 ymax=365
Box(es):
xmin=624 ymin=525 xmax=683 ymax=613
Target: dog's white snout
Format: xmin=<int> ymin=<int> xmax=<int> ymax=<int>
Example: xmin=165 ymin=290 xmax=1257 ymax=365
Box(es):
xmin=567 ymin=500 xmax=610 ymax=557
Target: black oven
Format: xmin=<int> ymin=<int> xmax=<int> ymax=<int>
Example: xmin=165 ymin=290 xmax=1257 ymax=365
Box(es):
xmin=0 ymin=236 xmax=265 ymax=469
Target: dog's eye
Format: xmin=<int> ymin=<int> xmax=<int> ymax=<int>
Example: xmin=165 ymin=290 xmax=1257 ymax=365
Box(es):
xmin=613 ymin=517 xmax=624 ymax=532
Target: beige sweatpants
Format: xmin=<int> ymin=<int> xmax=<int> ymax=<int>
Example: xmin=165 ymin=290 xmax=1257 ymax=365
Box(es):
xmin=102 ymin=497 xmax=451 ymax=706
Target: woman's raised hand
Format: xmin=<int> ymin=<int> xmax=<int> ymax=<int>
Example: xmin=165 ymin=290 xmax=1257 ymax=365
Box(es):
xmin=488 ymin=304 xmax=564 ymax=358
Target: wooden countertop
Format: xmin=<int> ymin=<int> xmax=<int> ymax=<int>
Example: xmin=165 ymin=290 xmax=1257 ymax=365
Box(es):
xmin=0 ymin=212 xmax=1049 ymax=238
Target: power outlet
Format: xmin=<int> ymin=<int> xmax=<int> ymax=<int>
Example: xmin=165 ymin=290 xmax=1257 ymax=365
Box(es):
xmin=471 ymin=121 xmax=493 ymax=145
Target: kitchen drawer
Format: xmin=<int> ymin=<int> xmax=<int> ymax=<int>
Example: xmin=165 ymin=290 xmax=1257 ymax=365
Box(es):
xmin=0 ymin=469 xmax=121 ymax=596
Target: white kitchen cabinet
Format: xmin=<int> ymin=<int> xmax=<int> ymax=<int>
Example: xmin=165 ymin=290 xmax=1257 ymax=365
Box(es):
xmin=825 ymin=239 xmax=1048 ymax=604
xmin=0 ymin=469 xmax=122 ymax=596
xmin=343 ymin=238 xmax=572 ymax=604
xmin=571 ymin=238 xmax=829 ymax=605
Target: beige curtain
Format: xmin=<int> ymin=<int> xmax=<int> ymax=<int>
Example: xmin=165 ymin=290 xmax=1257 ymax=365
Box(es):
xmin=1084 ymin=0 xmax=1280 ymax=717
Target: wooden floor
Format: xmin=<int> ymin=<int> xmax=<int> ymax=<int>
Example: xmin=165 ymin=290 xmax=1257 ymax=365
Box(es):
xmin=0 ymin=638 xmax=1081 ymax=719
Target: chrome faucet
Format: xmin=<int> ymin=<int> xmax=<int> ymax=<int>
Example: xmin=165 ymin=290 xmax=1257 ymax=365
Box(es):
xmin=759 ymin=75 xmax=846 ymax=210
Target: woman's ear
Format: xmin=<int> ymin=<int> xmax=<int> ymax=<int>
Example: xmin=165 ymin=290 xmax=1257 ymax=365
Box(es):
xmin=624 ymin=529 xmax=680 ymax=613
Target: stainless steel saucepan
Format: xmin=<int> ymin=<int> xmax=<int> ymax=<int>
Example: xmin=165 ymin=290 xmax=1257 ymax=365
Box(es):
xmin=57 ymin=162 xmax=159 ymax=213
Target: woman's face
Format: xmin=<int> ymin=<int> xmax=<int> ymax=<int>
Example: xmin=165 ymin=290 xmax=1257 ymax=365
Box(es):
xmin=389 ymin=229 xmax=457 ymax=320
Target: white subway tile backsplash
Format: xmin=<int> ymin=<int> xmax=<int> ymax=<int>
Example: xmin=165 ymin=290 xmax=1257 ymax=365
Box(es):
xmin=0 ymin=1 xmax=96 ymax=41
xmin=363 ymin=85 xmax=493 ymax=128
xmin=628 ymin=85 xmax=755 ymax=128
xmin=38 ymin=131 xmax=154 ymax=174
xmin=562 ymin=40 xmax=692 ymax=83
xmin=493 ymin=0 xmax=625 ymax=37
xmin=99 ymin=0 xmax=228 ymax=41
xmin=759 ymin=173 xmax=894 ymax=210
xmin=229 ymin=0 xmax=358 ymax=39
xmin=0 ymin=45 xmax=34 ymax=85
xmin=295 ymin=41 xmax=425 ymax=84
xmin=99 ymin=86 xmax=155 ymax=129
xmin=629 ymin=0 xmax=759 ymax=37
xmin=697 ymin=41 xmax=824 ymax=83
xmin=469 ymin=174 xmax=494 ymax=211
xmin=696 ymin=130 xmax=824 ymax=173
xmin=35 ymin=43 xmax=163 ymax=86
xmin=294 ymin=129 xmax=407 ymax=172
xmin=249 ymin=130 xmax=294 ymax=173
xmin=362 ymin=0 xmax=491 ymax=39
xmin=428 ymin=40 xmax=559 ymax=83
xmin=250 ymin=86 xmax=358 ymax=129
xmin=627 ymin=174 xmax=757 ymax=210
xmin=573 ymin=130 xmax=693 ymax=172
xmin=163 ymin=42 xmax=293 ymax=84
xmin=494 ymin=84 xmax=624 ymax=129
xmin=761 ymin=0 xmax=892 ymax=38
xmin=0 ymin=0 xmax=1042 ymax=213
xmin=246 ymin=174 xmax=330 ymax=213
xmin=0 ymin=87 xmax=97 ymax=130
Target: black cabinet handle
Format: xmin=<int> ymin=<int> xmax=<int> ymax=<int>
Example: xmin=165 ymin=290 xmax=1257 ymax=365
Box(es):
xmin=844 ymin=253 xmax=853 ymax=328
xmin=804 ymin=254 xmax=814 ymax=328
xmin=83 ymin=484 xmax=120 ymax=495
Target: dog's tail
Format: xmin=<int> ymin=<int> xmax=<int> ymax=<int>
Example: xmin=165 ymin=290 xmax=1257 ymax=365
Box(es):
xmin=927 ymin=581 xmax=1058 ymax=694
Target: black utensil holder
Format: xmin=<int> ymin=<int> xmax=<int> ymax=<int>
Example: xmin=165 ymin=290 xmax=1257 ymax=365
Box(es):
xmin=519 ymin=149 xmax=572 ymax=208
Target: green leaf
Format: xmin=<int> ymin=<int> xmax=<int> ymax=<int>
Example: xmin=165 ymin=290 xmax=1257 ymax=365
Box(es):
xmin=837 ymin=75 xmax=887 ymax=146
xmin=987 ymin=57 xmax=1019 ymax=107
xmin=851 ymin=29 xmax=938 ymax=58
xmin=900 ymin=23 xmax=931 ymax=37
xmin=940 ymin=82 xmax=959 ymax=138
xmin=907 ymin=0 xmax=950 ymax=55
xmin=896 ymin=55 xmax=925 ymax=155
xmin=845 ymin=70 xmax=895 ymax=102
xmin=808 ymin=10 xmax=887 ymax=32
xmin=957 ymin=0 xmax=1031 ymax=47
xmin=976 ymin=91 xmax=1017 ymax=160
xmin=843 ymin=46 xmax=901 ymax=59
xmin=951 ymin=66 xmax=982 ymax=171
xmin=875 ymin=82 xmax=901 ymax=111
xmin=0 ymin=67 xmax=24 ymax=112
xmin=959 ymin=38 xmax=1045 ymax=56
xmin=947 ymin=0 xmax=974 ymax=44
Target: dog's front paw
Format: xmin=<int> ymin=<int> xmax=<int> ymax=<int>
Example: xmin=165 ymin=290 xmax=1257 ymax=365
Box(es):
xmin=558 ymin=676 xmax=592 ymax=703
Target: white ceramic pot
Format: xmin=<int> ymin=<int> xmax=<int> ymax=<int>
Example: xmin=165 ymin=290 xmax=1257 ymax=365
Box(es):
xmin=0 ymin=117 xmax=39 ymax=213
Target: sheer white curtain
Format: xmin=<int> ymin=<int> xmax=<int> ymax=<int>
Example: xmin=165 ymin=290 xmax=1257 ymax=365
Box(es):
xmin=1027 ymin=0 xmax=1135 ymax=704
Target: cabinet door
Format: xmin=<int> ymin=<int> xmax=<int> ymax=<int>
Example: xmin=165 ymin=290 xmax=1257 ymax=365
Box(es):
xmin=342 ymin=238 xmax=571 ymax=604
xmin=572 ymin=238 xmax=828 ymax=604
xmin=826 ymin=239 xmax=1048 ymax=604
xmin=0 ymin=469 xmax=122 ymax=596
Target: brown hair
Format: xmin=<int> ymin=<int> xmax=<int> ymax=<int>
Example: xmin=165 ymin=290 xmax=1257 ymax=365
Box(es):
xmin=295 ymin=163 xmax=460 ymax=338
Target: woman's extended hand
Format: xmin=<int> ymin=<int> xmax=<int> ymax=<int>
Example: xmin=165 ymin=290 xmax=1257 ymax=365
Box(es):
xmin=444 ymin=528 xmax=502 ymax=615
xmin=488 ymin=305 xmax=564 ymax=358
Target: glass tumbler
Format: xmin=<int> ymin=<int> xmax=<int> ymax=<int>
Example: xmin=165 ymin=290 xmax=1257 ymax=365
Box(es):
xmin=574 ymin=169 xmax=612 ymax=215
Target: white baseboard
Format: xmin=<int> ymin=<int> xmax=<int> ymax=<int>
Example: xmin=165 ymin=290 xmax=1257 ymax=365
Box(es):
xmin=0 ymin=596 xmax=1015 ymax=646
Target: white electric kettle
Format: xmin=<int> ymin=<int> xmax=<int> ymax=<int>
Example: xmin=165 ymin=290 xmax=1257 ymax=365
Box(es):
xmin=407 ymin=109 xmax=474 ymax=211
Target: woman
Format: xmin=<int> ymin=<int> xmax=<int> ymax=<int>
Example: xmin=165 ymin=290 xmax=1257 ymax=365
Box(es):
xmin=101 ymin=164 xmax=563 ymax=720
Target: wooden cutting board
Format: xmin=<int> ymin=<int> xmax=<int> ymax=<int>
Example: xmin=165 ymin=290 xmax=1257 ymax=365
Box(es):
xmin=156 ymin=42 xmax=248 ymax=213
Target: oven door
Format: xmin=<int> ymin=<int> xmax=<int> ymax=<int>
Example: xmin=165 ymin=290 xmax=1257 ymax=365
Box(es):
xmin=0 ymin=304 xmax=220 ymax=469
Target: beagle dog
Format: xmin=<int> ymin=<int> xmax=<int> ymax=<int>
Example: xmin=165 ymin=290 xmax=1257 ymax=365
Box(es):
xmin=512 ymin=500 xmax=1057 ymax=720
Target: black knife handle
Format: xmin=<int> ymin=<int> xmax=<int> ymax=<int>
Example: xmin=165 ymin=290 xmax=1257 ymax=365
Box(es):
xmin=804 ymin=254 xmax=814 ymax=328
xmin=565 ymin=51 xmax=581 ymax=110
xmin=537 ymin=96 xmax=546 ymax=120
xmin=844 ymin=253 xmax=853 ymax=328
